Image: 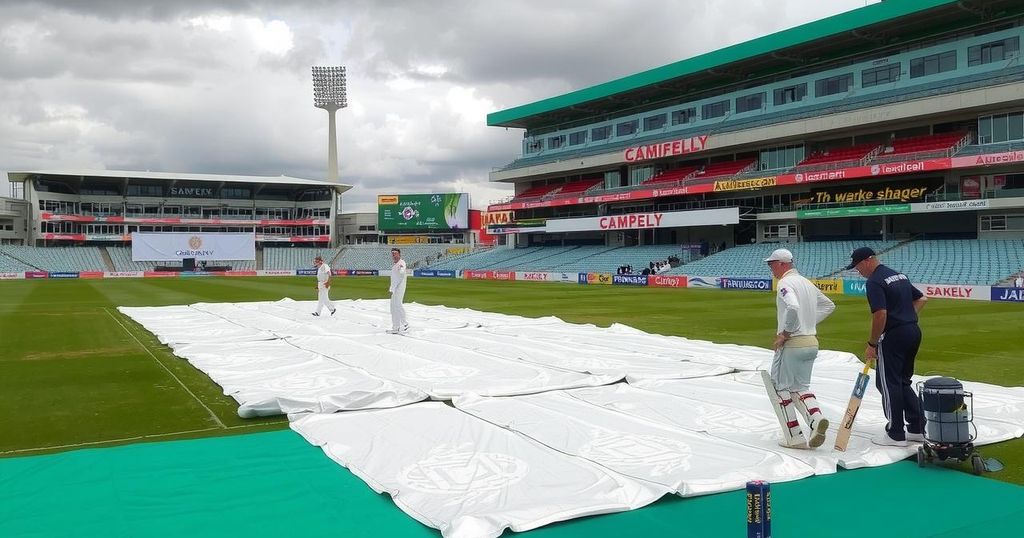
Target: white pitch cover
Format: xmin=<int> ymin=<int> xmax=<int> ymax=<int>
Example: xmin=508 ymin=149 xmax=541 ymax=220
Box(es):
xmin=288 ymin=333 xmax=622 ymax=399
xmin=453 ymin=391 xmax=815 ymax=496
xmin=290 ymin=403 xmax=668 ymax=538
xmin=119 ymin=305 xmax=276 ymax=345
xmin=410 ymin=327 xmax=733 ymax=382
xmin=170 ymin=340 xmax=428 ymax=417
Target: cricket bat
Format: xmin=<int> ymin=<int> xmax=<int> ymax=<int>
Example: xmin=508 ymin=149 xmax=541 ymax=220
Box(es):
xmin=834 ymin=361 xmax=873 ymax=452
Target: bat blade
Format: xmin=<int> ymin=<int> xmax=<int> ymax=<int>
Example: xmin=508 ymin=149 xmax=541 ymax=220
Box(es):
xmin=834 ymin=363 xmax=872 ymax=452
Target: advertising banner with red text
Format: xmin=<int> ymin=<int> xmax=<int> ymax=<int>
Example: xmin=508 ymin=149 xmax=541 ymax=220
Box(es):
xmin=915 ymin=283 xmax=991 ymax=301
xmin=647 ymin=274 xmax=688 ymax=288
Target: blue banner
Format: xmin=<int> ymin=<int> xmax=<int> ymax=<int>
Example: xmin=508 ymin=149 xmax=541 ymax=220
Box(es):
xmin=296 ymin=268 xmax=318 ymax=276
xmin=613 ymin=274 xmax=649 ymax=286
xmin=578 ymin=273 xmax=589 ymax=285
xmin=991 ymin=287 xmax=1024 ymax=302
xmin=347 ymin=269 xmax=379 ymax=276
xmin=47 ymin=271 xmax=80 ymax=279
xmin=843 ymin=279 xmax=867 ymax=296
xmin=413 ymin=269 xmax=455 ymax=278
xmin=720 ymin=277 xmax=772 ymax=291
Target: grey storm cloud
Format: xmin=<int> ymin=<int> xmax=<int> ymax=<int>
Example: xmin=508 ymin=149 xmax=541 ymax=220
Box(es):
xmin=0 ymin=0 xmax=877 ymax=211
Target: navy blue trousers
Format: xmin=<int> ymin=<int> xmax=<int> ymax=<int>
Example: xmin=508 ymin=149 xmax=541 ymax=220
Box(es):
xmin=876 ymin=323 xmax=923 ymax=441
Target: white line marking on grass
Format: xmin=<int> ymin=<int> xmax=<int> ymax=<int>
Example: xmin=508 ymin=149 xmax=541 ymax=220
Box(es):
xmin=0 ymin=422 xmax=285 ymax=455
xmin=104 ymin=307 xmax=227 ymax=429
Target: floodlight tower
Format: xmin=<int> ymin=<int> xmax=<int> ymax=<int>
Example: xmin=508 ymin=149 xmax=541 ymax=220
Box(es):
xmin=312 ymin=66 xmax=348 ymax=182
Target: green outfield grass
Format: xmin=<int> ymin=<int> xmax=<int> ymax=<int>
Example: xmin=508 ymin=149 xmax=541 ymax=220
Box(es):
xmin=1 ymin=276 xmax=1022 ymax=484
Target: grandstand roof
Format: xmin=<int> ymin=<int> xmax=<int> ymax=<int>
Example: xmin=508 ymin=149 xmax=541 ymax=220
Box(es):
xmin=487 ymin=0 xmax=1023 ymax=129
xmin=7 ymin=169 xmax=353 ymax=193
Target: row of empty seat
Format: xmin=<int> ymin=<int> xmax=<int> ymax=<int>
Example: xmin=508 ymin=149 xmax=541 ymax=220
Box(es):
xmin=838 ymin=239 xmax=1024 ymax=286
xmin=3 ymin=240 xmax=1022 ymax=285
xmin=668 ymin=241 xmax=898 ymax=279
xmin=0 ymin=246 xmax=107 ymax=272
xmin=511 ymin=179 xmax=603 ymax=202
xmin=798 ymin=143 xmax=879 ymax=167
xmin=514 ymin=133 xmax=973 ymax=201
xmin=264 ymin=247 xmax=342 ymax=271
xmin=673 ymin=239 xmax=1024 ymax=286
xmin=333 ymin=244 xmax=457 ymax=271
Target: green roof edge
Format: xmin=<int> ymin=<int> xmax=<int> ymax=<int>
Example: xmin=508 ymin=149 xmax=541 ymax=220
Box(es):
xmin=486 ymin=0 xmax=959 ymax=127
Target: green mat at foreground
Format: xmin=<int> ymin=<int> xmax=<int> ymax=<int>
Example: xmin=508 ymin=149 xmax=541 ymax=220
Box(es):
xmin=1 ymin=430 xmax=1022 ymax=538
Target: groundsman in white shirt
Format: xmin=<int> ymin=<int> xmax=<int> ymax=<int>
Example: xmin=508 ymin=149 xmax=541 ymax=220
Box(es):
xmin=312 ymin=255 xmax=336 ymax=317
xmin=764 ymin=248 xmax=836 ymax=449
xmin=388 ymin=248 xmax=409 ymax=334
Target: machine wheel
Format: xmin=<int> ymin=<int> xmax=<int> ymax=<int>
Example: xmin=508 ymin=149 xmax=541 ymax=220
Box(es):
xmin=917 ymin=446 xmax=927 ymax=467
xmin=971 ymin=454 xmax=985 ymax=475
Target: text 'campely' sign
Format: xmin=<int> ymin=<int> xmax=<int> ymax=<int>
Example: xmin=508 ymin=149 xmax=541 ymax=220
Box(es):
xmin=545 ymin=207 xmax=739 ymax=233
xmin=623 ymin=135 xmax=708 ymax=163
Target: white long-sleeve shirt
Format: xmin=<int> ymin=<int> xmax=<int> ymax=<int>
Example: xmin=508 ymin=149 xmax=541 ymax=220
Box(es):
xmin=316 ymin=263 xmax=331 ymax=289
xmin=775 ymin=269 xmax=835 ymax=336
xmin=389 ymin=259 xmax=407 ymax=293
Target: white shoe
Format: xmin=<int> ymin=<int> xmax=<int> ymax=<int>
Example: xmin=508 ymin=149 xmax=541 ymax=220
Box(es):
xmin=401 ymin=323 xmax=410 ymax=332
xmin=311 ymin=312 xmax=320 ymax=317
xmin=906 ymin=432 xmax=925 ymax=443
xmin=386 ymin=328 xmax=399 ymax=334
xmin=871 ymin=433 xmax=908 ymax=447
xmin=808 ymin=418 xmax=830 ymax=448
xmin=330 ymin=309 xmax=336 ymax=316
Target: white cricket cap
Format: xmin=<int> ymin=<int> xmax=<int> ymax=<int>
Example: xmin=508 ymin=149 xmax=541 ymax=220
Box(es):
xmin=763 ymin=248 xmax=793 ymax=263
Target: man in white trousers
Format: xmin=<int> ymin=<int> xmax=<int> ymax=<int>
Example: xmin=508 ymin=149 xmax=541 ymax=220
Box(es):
xmin=312 ymin=255 xmax=336 ymax=317
xmin=763 ymin=248 xmax=836 ymax=449
xmin=388 ymin=248 xmax=409 ymax=334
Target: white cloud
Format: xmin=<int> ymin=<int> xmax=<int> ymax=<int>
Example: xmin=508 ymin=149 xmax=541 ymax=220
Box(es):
xmin=0 ymin=0 xmax=880 ymax=207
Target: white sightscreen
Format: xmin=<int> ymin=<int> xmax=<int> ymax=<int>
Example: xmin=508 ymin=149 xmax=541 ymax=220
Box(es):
xmin=131 ymin=232 xmax=255 ymax=261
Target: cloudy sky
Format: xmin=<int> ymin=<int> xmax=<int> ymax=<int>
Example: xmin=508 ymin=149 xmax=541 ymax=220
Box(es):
xmin=0 ymin=0 xmax=877 ymax=212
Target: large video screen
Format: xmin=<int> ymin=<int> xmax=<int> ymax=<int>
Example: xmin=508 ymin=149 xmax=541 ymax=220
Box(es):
xmin=377 ymin=193 xmax=469 ymax=231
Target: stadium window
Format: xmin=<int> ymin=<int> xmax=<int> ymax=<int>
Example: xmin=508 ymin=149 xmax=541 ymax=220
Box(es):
xmin=968 ymin=37 xmax=1020 ymax=66
xmin=548 ymin=135 xmax=566 ymax=149
xmin=702 ymin=99 xmax=730 ymax=119
xmin=773 ymin=83 xmax=806 ymax=106
xmin=981 ymin=215 xmax=1006 ymax=231
xmin=568 ymin=130 xmax=587 ymax=145
xmin=814 ymin=73 xmax=853 ymax=97
xmin=592 ymin=125 xmax=611 ymax=141
xmin=604 ymin=170 xmax=623 ymax=189
xmin=861 ymin=64 xmax=900 ymax=88
xmin=982 ymin=112 xmax=1024 ymax=144
xmin=910 ymin=50 xmax=957 ymax=78
xmin=993 ymin=114 xmax=1009 ymax=143
xmin=1009 ymin=112 xmax=1024 ymax=142
xmin=671 ymin=107 xmax=696 ymax=125
xmin=735 ymin=92 xmax=765 ymax=114
xmin=525 ymin=139 xmax=543 ymax=153
xmin=643 ymin=114 xmax=666 ymax=131
xmin=628 ymin=165 xmax=654 ymax=186
xmin=616 ymin=119 xmax=638 ymax=137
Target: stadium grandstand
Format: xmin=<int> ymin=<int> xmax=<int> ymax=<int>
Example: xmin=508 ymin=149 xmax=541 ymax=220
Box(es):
xmin=2 ymin=169 xmax=350 ymax=271
xmin=430 ymin=0 xmax=1024 ymax=287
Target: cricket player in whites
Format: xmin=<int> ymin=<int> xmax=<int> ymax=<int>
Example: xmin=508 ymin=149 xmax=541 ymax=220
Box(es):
xmin=312 ymin=255 xmax=336 ymax=317
xmin=762 ymin=248 xmax=836 ymax=448
xmin=387 ymin=248 xmax=409 ymax=334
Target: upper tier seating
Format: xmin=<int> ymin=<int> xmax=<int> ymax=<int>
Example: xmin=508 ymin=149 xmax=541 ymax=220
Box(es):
xmin=797 ymin=143 xmax=880 ymax=167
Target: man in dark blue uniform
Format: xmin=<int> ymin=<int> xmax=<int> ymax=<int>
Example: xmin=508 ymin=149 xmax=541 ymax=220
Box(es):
xmin=847 ymin=247 xmax=928 ymax=447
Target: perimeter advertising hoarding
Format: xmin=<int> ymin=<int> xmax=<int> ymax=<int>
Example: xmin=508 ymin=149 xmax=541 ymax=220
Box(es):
xmin=378 ymin=193 xmax=469 ymax=231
